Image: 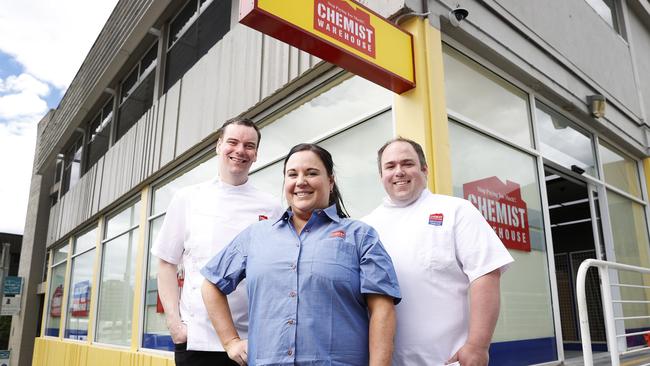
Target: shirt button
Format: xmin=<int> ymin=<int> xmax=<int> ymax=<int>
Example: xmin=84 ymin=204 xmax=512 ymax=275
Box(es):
xmin=290 ymin=263 xmax=296 ymax=270
xmin=287 ymin=319 xmax=295 ymax=325
xmin=288 ymin=349 xmax=293 ymax=356
xmin=289 ymin=291 xmax=296 ymax=298
xmin=304 ymin=228 xmax=310 ymax=232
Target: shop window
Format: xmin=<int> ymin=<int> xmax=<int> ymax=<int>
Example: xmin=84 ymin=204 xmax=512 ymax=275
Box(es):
xmin=64 ymin=227 xmax=97 ymax=341
xmin=116 ymin=41 xmax=158 ymax=142
xmin=599 ymin=142 xmax=641 ymax=199
xmin=448 ymin=120 xmax=557 ymax=365
xmin=85 ymin=98 xmax=114 ymax=172
xmin=45 ymin=244 xmax=69 ymax=337
xmin=535 ymin=101 xmax=597 ymax=177
xmin=142 ymin=74 xmax=391 ymax=350
xmin=96 ymin=201 xmax=140 ymax=346
xmin=606 ymin=191 xmax=650 ymax=338
xmin=443 ymin=45 xmax=533 ymax=148
xmin=584 ymin=0 xmax=621 ymax=33
xmin=253 ymin=76 xmax=392 ymax=170
xmin=164 ymin=0 xmax=232 ymax=92
xmin=61 ymin=134 xmax=84 ymax=195
xmin=143 ymin=155 xmax=216 ymax=351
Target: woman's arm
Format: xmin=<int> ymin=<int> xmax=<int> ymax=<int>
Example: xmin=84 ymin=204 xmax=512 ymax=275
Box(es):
xmin=367 ymin=294 xmax=396 ymax=366
xmin=201 ymin=280 xmax=248 ymax=365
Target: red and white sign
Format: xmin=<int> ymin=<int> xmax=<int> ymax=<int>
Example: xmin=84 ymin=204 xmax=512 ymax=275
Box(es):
xmin=314 ymin=0 xmax=375 ymax=57
xmin=463 ymin=176 xmax=531 ymax=252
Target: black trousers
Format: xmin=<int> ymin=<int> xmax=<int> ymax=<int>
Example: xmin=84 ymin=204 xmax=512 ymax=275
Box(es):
xmin=174 ymin=342 xmax=239 ymax=366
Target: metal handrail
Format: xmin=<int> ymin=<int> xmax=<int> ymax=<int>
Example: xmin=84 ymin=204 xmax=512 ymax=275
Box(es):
xmin=577 ymin=259 xmax=650 ymax=366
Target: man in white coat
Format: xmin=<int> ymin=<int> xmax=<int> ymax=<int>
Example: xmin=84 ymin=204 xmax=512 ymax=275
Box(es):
xmin=152 ymin=118 xmax=283 ymax=366
xmin=363 ymin=138 xmax=514 ymax=366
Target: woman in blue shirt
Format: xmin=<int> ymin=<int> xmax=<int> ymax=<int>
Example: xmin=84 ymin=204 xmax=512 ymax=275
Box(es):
xmin=201 ymin=143 xmax=401 ymax=366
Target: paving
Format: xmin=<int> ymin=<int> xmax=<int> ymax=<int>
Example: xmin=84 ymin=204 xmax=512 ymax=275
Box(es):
xmin=562 ymin=350 xmax=650 ymax=365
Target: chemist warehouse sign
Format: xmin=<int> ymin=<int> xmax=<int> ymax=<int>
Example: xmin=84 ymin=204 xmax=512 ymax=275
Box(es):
xmin=463 ymin=177 xmax=531 ymax=252
xmin=239 ymin=0 xmax=415 ymax=93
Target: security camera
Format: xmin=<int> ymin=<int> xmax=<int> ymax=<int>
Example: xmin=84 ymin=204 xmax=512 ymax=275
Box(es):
xmin=449 ymin=7 xmax=469 ymax=27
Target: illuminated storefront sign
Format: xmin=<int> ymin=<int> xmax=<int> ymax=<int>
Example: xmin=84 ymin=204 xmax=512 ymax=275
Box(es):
xmin=464 ymin=176 xmax=531 ymax=252
xmin=239 ymin=0 xmax=415 ymax=93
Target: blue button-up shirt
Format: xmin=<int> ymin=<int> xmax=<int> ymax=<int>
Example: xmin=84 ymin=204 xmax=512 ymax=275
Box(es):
xmin=201 ymin=204 xmax=401 ymax=366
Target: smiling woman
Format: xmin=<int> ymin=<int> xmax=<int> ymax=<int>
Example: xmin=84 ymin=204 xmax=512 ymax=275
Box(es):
xmin=201 ymin=143 xmax=401 ymax=366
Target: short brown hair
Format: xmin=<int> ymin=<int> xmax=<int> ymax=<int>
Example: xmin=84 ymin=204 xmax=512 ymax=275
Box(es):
xmin=216 ymin=117 xmax=261 ymax=147
xmin=377 ymin=137 xmax=428 ymax=174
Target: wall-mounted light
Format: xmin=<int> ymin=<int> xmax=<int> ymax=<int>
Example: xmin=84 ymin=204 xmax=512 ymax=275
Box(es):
xmin=588 ymin=94 xmax=606 ymax=118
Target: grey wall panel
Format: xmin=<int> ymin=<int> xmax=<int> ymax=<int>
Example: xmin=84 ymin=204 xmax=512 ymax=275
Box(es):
xmin=92 ymin=157 xmax=105 ymax=215
xmin=176 ymin=54 xmax=210 ymax=157
xmin=161 ymin=82 xmax=181 ymax=167
xmin=261 ymin=35 xmax=291 ymax=100
xmin=153 ymin=98 xmax=166 ymax=173
xmin=46 ymin=203 xmax=59 ymax=246
xmin=628 ymin=9 xmax=650 ymax=122
xmin=490 ymin=0 xmax=642 ymax=117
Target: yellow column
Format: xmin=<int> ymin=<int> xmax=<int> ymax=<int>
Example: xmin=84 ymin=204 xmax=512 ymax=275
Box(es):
xmin=86 ymin=217 xmax=104 ymax=343
xmin=393 ymin=17 xmax=452 ymax=195
xmin=59 ymin=238 xmax=74 ymax=339
xmin=130 ymin=186 xmax=150 ymax=351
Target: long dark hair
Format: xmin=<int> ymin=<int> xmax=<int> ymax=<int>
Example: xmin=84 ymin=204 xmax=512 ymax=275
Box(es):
xmin=283 ymin=143 xmax=349 ymax=218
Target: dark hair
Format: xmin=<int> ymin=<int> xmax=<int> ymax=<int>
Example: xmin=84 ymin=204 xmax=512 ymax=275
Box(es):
xmin=216 ymin=117 xmax=261 ymax=147
xmin=376 ymin=137 xmax=428 ymax=175
xmin=283 ymin=143 xmax=349 ymax=218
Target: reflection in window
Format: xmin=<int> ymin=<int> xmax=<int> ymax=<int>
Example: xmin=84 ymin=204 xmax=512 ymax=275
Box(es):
xmin=584 ymin=0 xmax=619 ymax=31
xmin=61 ymin=134 xmax=84 ymax=195
xmin=607 ymin=190 xmax=650 ymax=334
xmin=449 ymin=121 xmax=557 ymax=364
xmin=117 ymin=41 xmax=158 ymax=142
xmin=165 ymin=0 xmax=232 ymax=92
xmin=599 ymin=142 xmax=641 ymax=198
xmin=96 ymin=201 xmax=140 ymax=346
xmin=65 ymin=228 xmax=97 ymax=340
xmin=443 ymin=45 xmax=532 ymax=147
xmin=143 ymin=154 xmax=216 ymax=350
xmin=85 ymin=98 xmax=113 ymax=172
xmin=46 ymin=245 xmax=68 ymax=337
xmin=253 ymin=76 xmax=392 ymax=170
xmin=535 ymin=102 xmax=597 ymax=177
xmin=151 ymin=155 xmax=217 ymax=217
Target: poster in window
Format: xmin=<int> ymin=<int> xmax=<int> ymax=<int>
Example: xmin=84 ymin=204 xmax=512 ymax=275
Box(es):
xmin=71 ymin=280 xmax=91 ymax=317
xmin=463 ymin=176 xmax=531 ymax=252
xmin=50 ymin=285 xmax=63 ymax=317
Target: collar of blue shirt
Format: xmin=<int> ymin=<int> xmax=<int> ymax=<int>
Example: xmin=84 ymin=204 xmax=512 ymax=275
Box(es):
xmin=274 ymin=204 xmax=341 ymax=226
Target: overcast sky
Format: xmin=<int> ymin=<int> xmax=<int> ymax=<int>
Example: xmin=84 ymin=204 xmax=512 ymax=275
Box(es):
xmin=0 ymin=0 xmax=119 ymax=235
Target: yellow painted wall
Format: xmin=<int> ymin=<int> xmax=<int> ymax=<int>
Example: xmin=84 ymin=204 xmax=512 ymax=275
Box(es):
xmin=33 ymin=338 xmax=173 ymax=366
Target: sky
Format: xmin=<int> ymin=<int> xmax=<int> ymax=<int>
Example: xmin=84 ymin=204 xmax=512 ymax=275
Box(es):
xmin=0 ymin=0 xmax=119 ymax=235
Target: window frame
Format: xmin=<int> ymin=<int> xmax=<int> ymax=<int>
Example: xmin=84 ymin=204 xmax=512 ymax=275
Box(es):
xmin=93 ymin=197 xmax=141 ymax=348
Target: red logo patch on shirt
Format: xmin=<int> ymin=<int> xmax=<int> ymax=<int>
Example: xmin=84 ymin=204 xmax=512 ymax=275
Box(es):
xmin=428 ymin=213 xmax=444 ymax=226
xmin=330 ymin=230 xmax=346 ymax=238
xmin=258 ymin=215 xmax=268 ymax=221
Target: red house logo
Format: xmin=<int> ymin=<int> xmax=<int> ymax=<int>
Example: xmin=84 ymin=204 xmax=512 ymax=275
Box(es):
xmin=314 ymin=0 xmax=376 ymax=58
xmin=463 ymin=176 xmax=531 ymax=252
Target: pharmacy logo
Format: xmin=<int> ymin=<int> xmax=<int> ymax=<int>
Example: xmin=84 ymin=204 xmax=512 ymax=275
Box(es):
xmin=428 ymin=213 xmax=444 ymax=226
xmin=314 ymin=0 xmax=376 ymax=58
xmin=463 ymin=176 xmax=531 ymax=252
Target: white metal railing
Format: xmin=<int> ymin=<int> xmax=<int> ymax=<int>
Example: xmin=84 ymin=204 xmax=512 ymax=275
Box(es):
xmin=577 ymin=259 xmax=650 ymax=366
